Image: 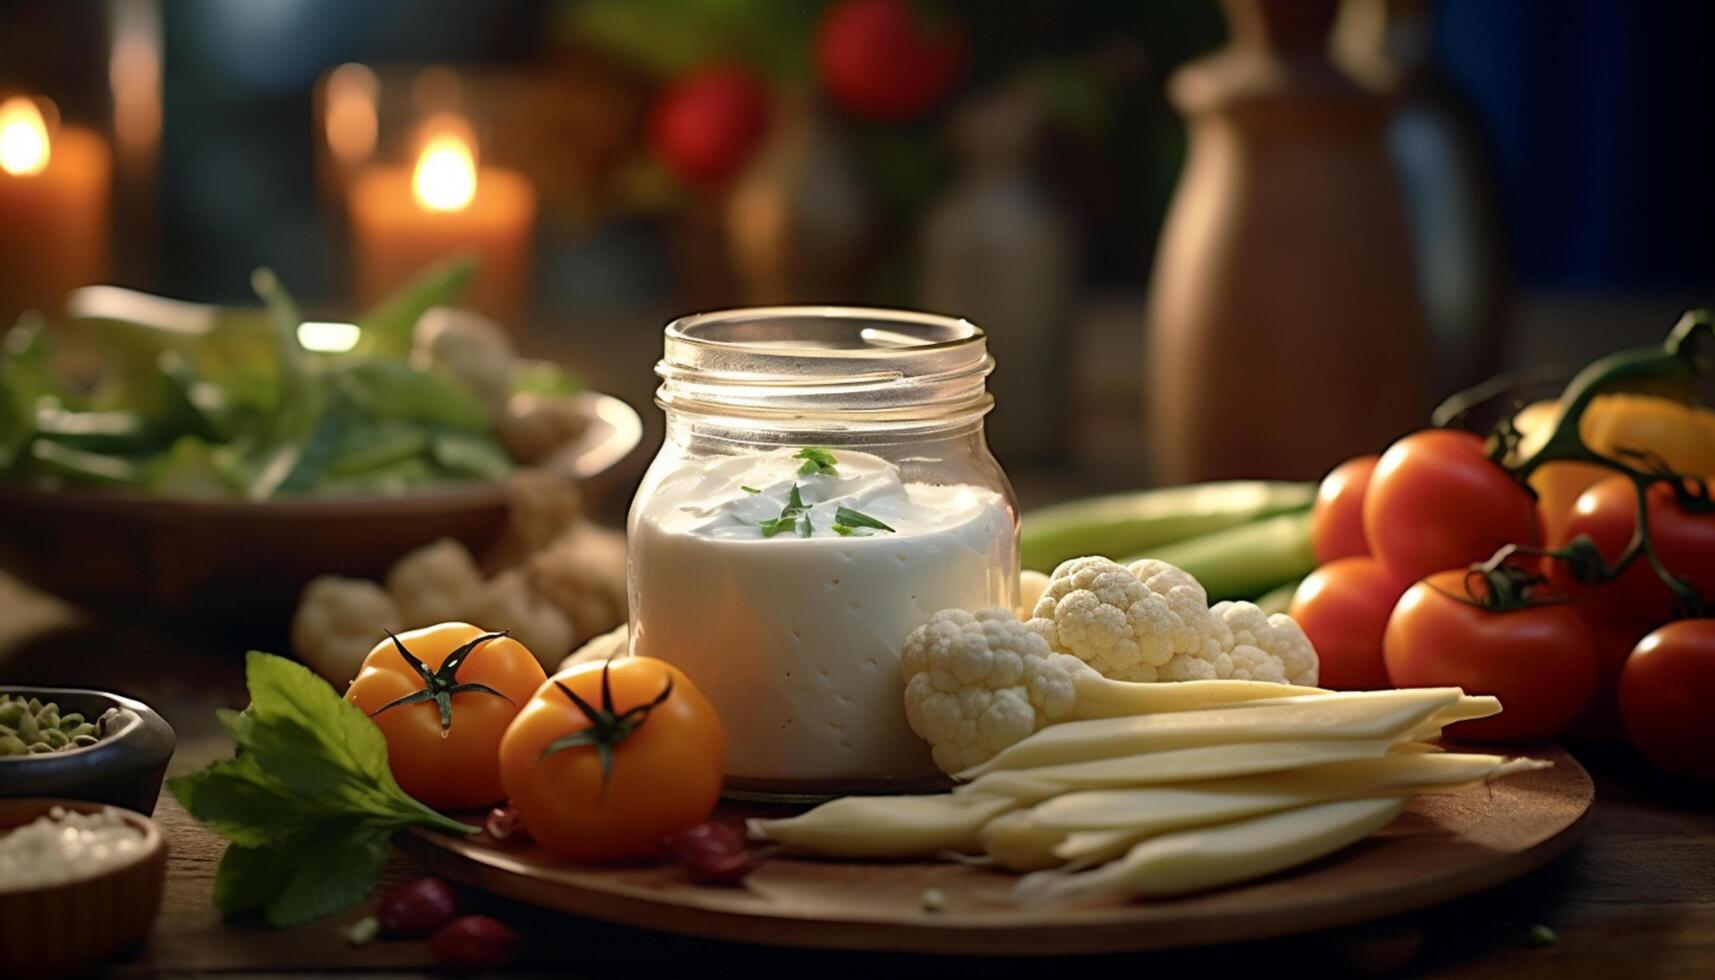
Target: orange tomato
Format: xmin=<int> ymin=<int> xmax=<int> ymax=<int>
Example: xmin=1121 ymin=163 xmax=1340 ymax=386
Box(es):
xmin=346 ymin=622 xmax=546 ymax=811
xmin=1514 ymin=394 xmax=1715 ymax=544
xmin=498 ymin=657 xmax=724 ymax=861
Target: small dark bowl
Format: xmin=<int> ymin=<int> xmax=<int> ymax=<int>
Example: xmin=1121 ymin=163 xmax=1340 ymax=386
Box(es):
xmin=0 ymin=688 xmax=175 ymax=814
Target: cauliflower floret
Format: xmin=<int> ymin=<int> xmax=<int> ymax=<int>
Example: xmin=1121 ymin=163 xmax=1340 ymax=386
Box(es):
xmin=526 ymin=522 xmax=627 ymax=640
xmin=385 ymin=538 xmax=484 ymax=627
xmin=1213 ymin=600 xmax=1320 ymax=687
xmin=485 ymin=469 xmax=586 ymax=570
xmin=412 ymin=306 xmax=514 ymax=410
xmin=463 ymin=570 xmax=576 ymax=670
xmin=1025 ymin=556 xmax=1227 ymax=682
xmin=901 ymin=605 xmax=1328 ymax=776
xmin=498 ymin=392 xmax=590 ymax=466
xmin=292 ymin=576 xmax=402 ymax=686
xmin=901 ymin=608 xmax=1085 ymax=774
xmin=1018 ymin=569 xmax=1050 ymax=619
xmin=558 ymin=623 xmax=629 ymax=672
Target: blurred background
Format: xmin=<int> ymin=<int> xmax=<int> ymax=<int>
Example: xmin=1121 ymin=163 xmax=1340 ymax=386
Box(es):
xmin=2 ymin=0 xmax=1711 ymax=497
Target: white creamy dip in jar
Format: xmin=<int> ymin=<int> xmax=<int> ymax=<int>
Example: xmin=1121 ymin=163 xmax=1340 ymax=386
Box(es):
xmin=629 ymin=308 xmax=1018 ymax=799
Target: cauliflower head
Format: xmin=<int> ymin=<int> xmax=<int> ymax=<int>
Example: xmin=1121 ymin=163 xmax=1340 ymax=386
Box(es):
xmin=526 ymin=522 xmax=627 ymax=640
xmin=385 ymin=538 xmax=484 ymax=627
xmin=1212 ymin=600 xmax=1320 ymax=687
xmin=1025 ymin=556 xmax=1228 ymax=682
xmin=901 ymin=607 xmax=1090 ymax=774
xmin=292 ymin=576 xmax=402 ymax=686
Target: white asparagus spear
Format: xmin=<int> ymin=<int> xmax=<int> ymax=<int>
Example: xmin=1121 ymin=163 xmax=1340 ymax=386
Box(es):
xmin=958 ymin=738 xmax=1400 ymax=801
xmin=1025 ymin=753 xmax=1547 ymax=832
xmin=959 ymin=688 xmax=1473 ymax=779
xmin=1013 ymin=797 xmax=1409 ymax=904
xmin=747 ymin=794 xmax=1015 ymax=858
xmin=1403 ymin=694 xmax=1504 ymax=743
xmin=984 ymin=754 xmax=1545 ymax=872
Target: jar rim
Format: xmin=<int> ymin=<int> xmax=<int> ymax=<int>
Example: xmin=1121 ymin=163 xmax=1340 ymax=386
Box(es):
xmin=665 ymin=306 xmax=986 ymax=354
xmin=656 ymin=306 xmax=994 ymax=426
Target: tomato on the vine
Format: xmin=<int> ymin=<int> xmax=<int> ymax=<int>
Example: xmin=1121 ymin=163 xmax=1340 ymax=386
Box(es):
xmin=1545 ymin=474 xmax=1715 ymax=627
xmin=1310 ymin=455 xmax=1379 ymax=564
xmin=1619 ymin=620 xmax=1715 ymax=780
xmin=1289 ymin=556 xmax=1406 ymax=690
xmin=1363 ymin=429 xmax=1541 ymax=583
xmin=345 ymin=623 xmax=547 ymax=811
xmin=1383 ymin=569 xmax=1597 ymax=741
xmin=498 ymin=657 xmax=724 ymax=861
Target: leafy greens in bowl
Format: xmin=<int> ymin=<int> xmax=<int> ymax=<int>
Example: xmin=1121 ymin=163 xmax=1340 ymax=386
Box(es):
xmin=0 ymin=257 xmax=579 ymax=500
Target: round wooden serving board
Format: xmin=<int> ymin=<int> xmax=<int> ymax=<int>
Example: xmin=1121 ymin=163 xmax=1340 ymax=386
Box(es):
xmin=401 ymin=744 xmax=1593 ymax=956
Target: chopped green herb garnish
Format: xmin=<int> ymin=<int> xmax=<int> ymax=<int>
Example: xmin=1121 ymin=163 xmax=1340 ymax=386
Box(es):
xmin=759 ymin=483 xmax=813 ymax=538
xmin=833 ymin=505 xmax=895 ymax=534
xmin=832 ymin=523 xmax=854 ymax=536
xmin=795 ymin=447 xmax=839 ymax=477
xmin=741 ymin=485 xmax=761 ymax=494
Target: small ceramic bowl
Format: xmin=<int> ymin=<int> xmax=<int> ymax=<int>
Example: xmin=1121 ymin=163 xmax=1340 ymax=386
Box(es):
xmin=0 ymin=688 xmax=175 ymax=814
xmin=0 ymin=799 xmax=168 ymax=975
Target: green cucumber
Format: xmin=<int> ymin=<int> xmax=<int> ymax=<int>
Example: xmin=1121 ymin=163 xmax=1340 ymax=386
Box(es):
xmin=1122 ymin=511 xmax=1316 ymax=602
xmin=1254 ymin=576 xmax=1306 ymax=616
xmin=1020 ymin=480 xmax=1314 ymax=573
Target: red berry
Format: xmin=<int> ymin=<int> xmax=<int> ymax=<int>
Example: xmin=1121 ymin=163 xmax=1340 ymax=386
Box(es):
xmin=816 ymin=0 xmax=966 ymax=122
xmin=648 ymin=65 xmax=770 ymax=186
xmin=376 ymin=876 xmax=458 ymax=938
xmin=661 ymin=821 xmax=760 ymax=885
xmin=428 ymin=915 xmax=520 ymax=969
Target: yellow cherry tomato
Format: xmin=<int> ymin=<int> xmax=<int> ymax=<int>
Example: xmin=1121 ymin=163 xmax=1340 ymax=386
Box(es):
xmin=345 ymin=622 xmax=546 ymax=811
xmin=498 ymin=657 xmax=724 ymax=861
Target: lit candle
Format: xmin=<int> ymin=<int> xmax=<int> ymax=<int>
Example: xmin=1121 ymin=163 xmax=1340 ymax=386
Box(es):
xmin=348 ymin=117 xmax=535 ymax=335
xmin=0 ymin=97 xmax=111 ymax=325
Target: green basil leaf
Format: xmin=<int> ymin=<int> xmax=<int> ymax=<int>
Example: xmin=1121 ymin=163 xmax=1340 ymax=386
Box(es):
xmin=261 ymin=821 xmax=394 ymax=928
xmin=833 ymin=505 xmax=895 ymax=533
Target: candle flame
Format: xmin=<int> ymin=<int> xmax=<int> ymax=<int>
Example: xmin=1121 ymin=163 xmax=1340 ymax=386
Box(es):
xmin=0 ymin=98 xmax=50 ymax=176
xmin=412 ymin=133 xmax=476 ymax=213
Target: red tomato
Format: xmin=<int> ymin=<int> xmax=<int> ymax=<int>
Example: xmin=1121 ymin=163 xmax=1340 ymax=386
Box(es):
xmin=648 ymin=65 xmax=770 ymax=186
xmin=1546 ymin=475 xmax=1715 ymax=627
xmin=1310 ymin=455 xmax=1379 ymax=563
xmin=815 ymin=0 xmax=966 ymax=122
xmin=1384 ymin=569 xmax=1598 ymax=741
xmin=1619 ymin=620 xmax=1715 ymax=779
xmin=1289 ymin=557 xmax=1407 ymax=690
xmin=1363 ymin=429 xmax=1541 ymax=582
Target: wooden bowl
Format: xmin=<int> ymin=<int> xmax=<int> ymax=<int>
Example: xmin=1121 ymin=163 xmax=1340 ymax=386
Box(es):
xmin=0 ymin=688 xmax=176 ymax=815
xmin=0 ymin=799 xmax=167 ymax=975
xmin=0 ymin=391 xmax=641 ymax=626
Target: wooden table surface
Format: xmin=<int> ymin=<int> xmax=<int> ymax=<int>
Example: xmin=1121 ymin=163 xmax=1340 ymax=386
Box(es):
xmin=3 ymin=575 xmax=1713 ymax=979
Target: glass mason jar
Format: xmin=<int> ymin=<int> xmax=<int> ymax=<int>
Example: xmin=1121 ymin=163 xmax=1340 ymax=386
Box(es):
xmin=628 ymin=307 xmax=1019 ymax=801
